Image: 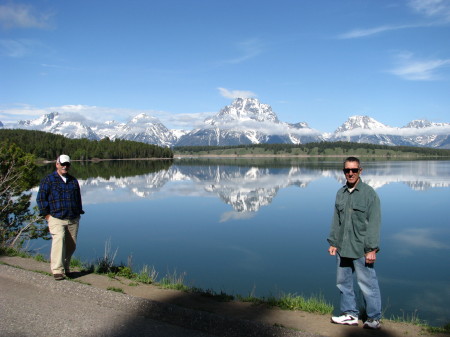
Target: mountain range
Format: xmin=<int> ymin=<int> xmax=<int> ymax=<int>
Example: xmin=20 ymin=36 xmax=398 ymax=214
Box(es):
xmin=3 ymin=98 xmax=450 ymax=149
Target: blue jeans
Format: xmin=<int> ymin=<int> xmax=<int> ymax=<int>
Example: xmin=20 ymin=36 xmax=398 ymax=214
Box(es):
xmin=336 ymin=253 xmax=381 ymax=320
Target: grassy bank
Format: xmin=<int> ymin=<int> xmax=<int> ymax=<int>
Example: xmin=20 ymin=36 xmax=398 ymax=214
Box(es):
xmin=2 ymin=245 xmax=449 ymax=334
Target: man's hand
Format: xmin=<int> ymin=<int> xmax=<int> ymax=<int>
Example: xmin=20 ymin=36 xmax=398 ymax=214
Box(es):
xmin=328 ymin=246 xmax=337 ymax=256
xmin=365 ymin=250 xmax=377 ymax=264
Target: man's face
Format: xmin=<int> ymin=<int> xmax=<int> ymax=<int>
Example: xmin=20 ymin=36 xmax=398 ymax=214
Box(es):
xmin=343 ymin=161 xmax=361 ymax=188
xmin=56 ymin=161 xmax=71 ymax=176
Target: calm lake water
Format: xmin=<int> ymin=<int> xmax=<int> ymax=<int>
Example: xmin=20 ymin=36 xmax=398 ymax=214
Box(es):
xmin=30 ymin=158 xmax=450 ymax=326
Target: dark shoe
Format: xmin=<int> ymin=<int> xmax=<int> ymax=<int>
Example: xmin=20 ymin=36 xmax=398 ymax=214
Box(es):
xmin=54 ymin=273 xmax=65 ymax=281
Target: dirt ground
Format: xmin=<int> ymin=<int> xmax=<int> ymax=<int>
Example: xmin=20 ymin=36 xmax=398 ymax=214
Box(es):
xmin=1 ymin=255 xmax=448 ymax=337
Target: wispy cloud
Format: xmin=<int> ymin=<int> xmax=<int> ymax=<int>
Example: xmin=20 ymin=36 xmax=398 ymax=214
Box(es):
xmin=218 ymin=87 xmax=257 ymax=99
xmin=409 ymin=0 xmax=450 ymax=22
xmin=0 ymin=3 xmax=54 ymax=30
xmin=0 ymin=38 xmax=45 ymax=58
xmin=0 ymin=103 xmax=210 ymax=130
xmin=388 ymin=52 xmax=450 ymax=80
xmin=220 ymin=211 xmax=255 ymax=222
xmin=392 ymin=228 xmax=449 ymax=250
xmin=0 ymin=104 xmax=137 ymax=124
xmin=338 ymin=0 xmax=450 ymax=39
xmin=203 ymin=118 xmax=322 ymax=137
xmin=221 ymin=38 xmax=263 ymax=64
xmin=338 ymin=24 xmax=416 ymax=39
xmin=336 ymin=124 xmax=450 ymax=137
xmin=153 ymin=111 xmax=212 ymax=129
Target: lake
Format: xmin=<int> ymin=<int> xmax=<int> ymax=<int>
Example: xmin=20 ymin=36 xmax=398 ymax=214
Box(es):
xmin=30 ymin=158 xmax=450 ymax=327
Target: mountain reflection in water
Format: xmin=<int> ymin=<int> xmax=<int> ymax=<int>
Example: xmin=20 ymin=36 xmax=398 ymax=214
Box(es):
xmin=53 ymin=159 xmax=450 ymax=212
xmin=31 ymin=159 xmax=450 ymax=327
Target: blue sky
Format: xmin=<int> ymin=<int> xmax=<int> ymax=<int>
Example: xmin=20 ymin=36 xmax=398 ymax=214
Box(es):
xmin=1 ymin=0 xmax=449 ymax=132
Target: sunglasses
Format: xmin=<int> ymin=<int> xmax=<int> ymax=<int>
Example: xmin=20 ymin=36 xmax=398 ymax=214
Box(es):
xmin=59 ymin=162 xmax=71 ymax=167
xmin=343 ymin=168 xmax=360 ymax=174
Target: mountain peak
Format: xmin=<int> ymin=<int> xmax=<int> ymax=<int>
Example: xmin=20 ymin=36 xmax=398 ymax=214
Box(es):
xmin=130 ymin=113 xmax=155 ymax=123
xmin=335 ymin=115 xmax=388 ymax=133
xmin=404 ymin=120 xmax=432 ymax=129
xmin=209 ymin=98 xmax=279 ymax=124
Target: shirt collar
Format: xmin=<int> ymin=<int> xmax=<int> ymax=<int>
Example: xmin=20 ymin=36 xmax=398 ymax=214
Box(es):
xmin=342 ymin=178 xmax=363 ymax=192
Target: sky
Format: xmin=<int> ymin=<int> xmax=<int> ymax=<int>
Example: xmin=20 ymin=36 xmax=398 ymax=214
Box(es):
xmin=1 ymin=0 xmax=449 ymax=133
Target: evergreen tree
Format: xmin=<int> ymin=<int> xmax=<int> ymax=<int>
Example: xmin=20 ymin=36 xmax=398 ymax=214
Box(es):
xmin=0 ymin=141 xmax=48 ymax=249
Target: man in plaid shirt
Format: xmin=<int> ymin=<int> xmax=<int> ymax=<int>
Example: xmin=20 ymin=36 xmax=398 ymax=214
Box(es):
xmin=37 ymin=154 xmax=84 ymax=280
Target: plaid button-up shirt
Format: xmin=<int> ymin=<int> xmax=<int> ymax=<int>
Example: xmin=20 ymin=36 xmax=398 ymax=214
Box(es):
xmin=36 ymin=171 xmax=84 ymax=220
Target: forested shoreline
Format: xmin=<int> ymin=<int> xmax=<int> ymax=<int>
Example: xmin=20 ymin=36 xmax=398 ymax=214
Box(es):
xmin=2 ymin=129 xmax=450 ymax=160
xmin=174 ymin=142 xmax=450 ymax=157
xmin=0 ymin=129 xmax=173 ymax=160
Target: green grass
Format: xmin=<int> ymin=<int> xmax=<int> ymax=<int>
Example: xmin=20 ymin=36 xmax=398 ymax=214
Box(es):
xmin=388 ymin=309 xmax=450 ymax=334
xmin=238 ymin=292 xmax=334 ymax=315
xmin=135 ymin=264 xmax=158 ymax=284
xmin=426 ymin=323 xmax=450 ymax=334
xmin=107 ymin=286 xmax=124 ymax=293
xmin=33 ymin=254 xmax=47 ymax=262
xmin=0 ymin=246 xmax=32 ymax=258
xmin=159 ymin=270 xmax=190 ymax=291
xmin=5 ymin=244 xmax=449 ymax=332
xmin=270 ymin=293 xmax=334 ymax=315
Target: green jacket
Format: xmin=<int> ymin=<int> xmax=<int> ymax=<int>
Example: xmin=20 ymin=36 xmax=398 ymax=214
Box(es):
xmin=327 ymin=179 xmax=381 ymax=259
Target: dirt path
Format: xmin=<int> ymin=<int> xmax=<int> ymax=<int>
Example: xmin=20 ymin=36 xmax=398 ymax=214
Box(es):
xmin=1 ymin=256 xmax=447 ymax=337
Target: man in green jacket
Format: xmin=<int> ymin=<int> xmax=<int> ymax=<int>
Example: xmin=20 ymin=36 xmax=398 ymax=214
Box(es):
xmin=327 ymin=156 xmax=381 ymax=330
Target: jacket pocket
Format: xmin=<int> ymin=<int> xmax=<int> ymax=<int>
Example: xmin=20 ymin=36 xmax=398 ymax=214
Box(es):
xmin=352 ymin=203 xmax=367 ymax=235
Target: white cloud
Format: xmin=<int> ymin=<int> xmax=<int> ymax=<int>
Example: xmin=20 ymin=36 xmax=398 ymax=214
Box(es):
xmin=218 ymin=87 xmax=257 ymax=99
xmin=338 ymin=0 xmax=450 ymax=39
xmin=409 ymin=0 xmax=450 ymax=22
xmin=338 ymin=24 xmax=415 ymax=39
xmin=203 ymin=118 xmax=322 ymax=137
xmin=392 ymin=228 xmax=449 ymax=249
xmin=389 ymin=52 xmax=450 ymax=80
xmin=157 ymin=111 xmax=212 ymax=130
xmin=336 ymin=125 xmax=450 ymax=137
xmin=220 ymin=211 xmax=255 ymax=222
xmin=0 ymin=38 xmax=45 ymax=58
xmin=222 ymin=38 xmax=263 ymax=64
xmin=0 ymin=3 xmax=53 ymax=30
xmin=0 ymin=103 xmax=210 ymax=130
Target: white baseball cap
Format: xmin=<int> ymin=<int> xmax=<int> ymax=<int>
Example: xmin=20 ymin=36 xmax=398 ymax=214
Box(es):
xmin=57 ymin=154 xmax=71 ymax=164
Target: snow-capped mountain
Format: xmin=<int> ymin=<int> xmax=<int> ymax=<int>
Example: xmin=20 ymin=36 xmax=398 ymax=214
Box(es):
xmin=329 ymin=116 xmax=408 ymax=146
xmin=15 ymin=112 xmax=100 ymax=140
xmin=329 ymin=116 xmax=450 ymax=148
xmin=401 ymin=120 xmax=450 ymax=148
xmin=176 ymin=98 xmax=323 ymax=146
xmin=7 ymin=112 xmax=176 ymax=147
xmin=2 ymin=98 xmax=450 ymax=149
xmin=95 ymin=113 xmax=177 ymax=147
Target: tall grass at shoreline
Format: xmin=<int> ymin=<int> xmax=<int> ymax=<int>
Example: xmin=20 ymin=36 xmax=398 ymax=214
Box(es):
xmin=2 ymin=245 xmax=450 ymax=333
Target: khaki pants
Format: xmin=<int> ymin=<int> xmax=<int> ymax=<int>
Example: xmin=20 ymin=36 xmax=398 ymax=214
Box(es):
xmin=48 ymin=216 xmax=80 ymax=274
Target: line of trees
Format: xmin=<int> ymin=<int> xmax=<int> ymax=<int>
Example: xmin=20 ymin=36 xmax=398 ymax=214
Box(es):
xmin=0 ymin=129 xmax=173 ymax=160
xmin=174 ymin=141 xmax=450 ymax=156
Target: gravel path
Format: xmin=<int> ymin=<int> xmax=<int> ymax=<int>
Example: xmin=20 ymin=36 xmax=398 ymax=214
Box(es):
xmin=0 ymin=263 xmax=323 ymax=337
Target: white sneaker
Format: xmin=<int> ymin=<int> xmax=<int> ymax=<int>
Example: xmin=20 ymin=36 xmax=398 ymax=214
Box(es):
xmin=331 ymin=314 xmax=358 ymax=326
xmin=363 ymin=319 xmax=381 ymax=329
